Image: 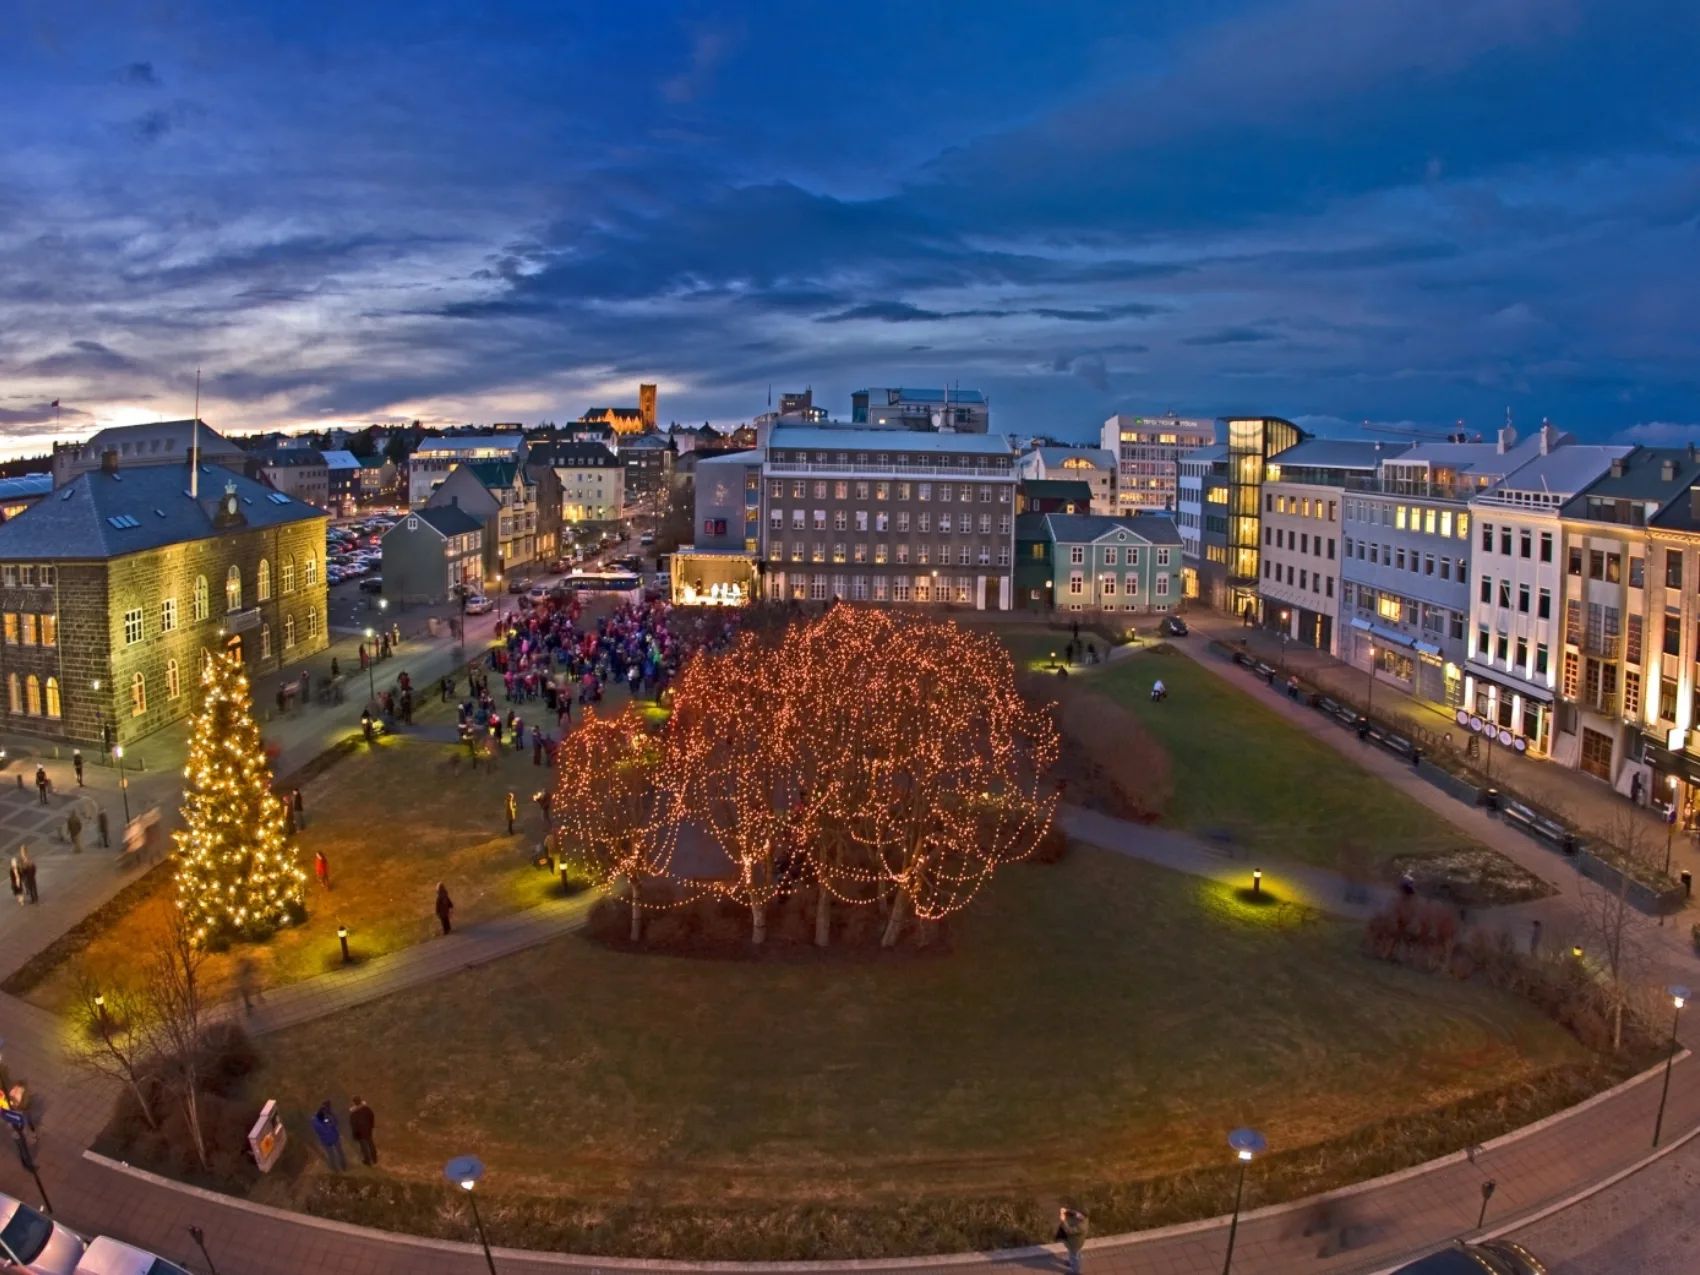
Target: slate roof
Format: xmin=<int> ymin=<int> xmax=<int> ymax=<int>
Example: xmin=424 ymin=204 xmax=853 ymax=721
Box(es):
xmin=1015 ymin=512 xmax=1050 ymax=542
xmin=767 ymin=426 xmax=1012 ymax=456
xmin=249 ymin=448 xmax=327 ymax=469
xmin=404 ymin=505 xmax=484 ymax=538
xmin=1021 ymin=479 xmax=1093 ymax=502
xmin=1043 ymin=513 xmax=1184 ymax=546
xmin=319 ymin=449 xmax=362 ymax=471
xmin=1271 ymin=439 xmax=1408 ymax=470
xmin=529 ymin=441 xmax=620 ymax=468
xmin=0 ymin=464 xmax=324 ymax=560
xmin=461 ymin=460 xmax=522 ymax=489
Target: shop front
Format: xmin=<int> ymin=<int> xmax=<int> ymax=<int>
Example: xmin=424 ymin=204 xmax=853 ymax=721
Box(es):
xmin=1461 ymin=666 xmax=1553 ymax=759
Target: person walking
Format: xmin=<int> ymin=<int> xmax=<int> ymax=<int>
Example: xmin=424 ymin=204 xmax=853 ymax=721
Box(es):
xmin=331 ymin=656 xmax=341 ymax=679
xmin=311 ymin=1102 xmax=347 ymax=1171
xmin=234 ymin=955 xmax=258 ymax=1015
xmin=97 ymin=808 xmax=110 ymax=849
xmin=19 ymin=846 xmax=38 ymax=904
xmin=8 ymin=858 xmax=21 ymax=906
xmin=314 ymin=850 xmax=330 ymax=890
xmin=435 ymin=882 xmax=455 ymax=934
xmin=34 ymin=765 xmax=49 ymax=805
xmin=72 ymin=749 xmax=84 ymax=787
xmin=66 ymin=810 xmax=83 ymax=855
xmin=1056 ymin=1207 xmax=1088 ymax=1274
xmin=349 ymin=1097 xmax=377 ymax=1166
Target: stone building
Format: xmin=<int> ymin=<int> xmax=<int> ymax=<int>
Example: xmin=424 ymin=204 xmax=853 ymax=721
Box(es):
xmin=0 ymin=455 xmax=329 ymax=748
xmin=51 ymin=419 xmax=247 ymax=488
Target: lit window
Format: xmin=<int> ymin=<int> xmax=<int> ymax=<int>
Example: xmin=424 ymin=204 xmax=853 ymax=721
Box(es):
xmin=167 ymin=660 xmax=181 ymax=699
xmin=130 ymin=672 xmax=147 ymax=717
xmin=226 ymin=565 xmax=242 ymax=612
xmin=25 ymin=675 xmax=40 ymax=717
xmin=44 ymin=677 xmax=59 ymax=719
xmin=285 ymin=614 xmax=296 ymax=648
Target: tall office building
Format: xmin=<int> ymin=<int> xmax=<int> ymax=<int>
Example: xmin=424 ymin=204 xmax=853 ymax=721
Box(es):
xmin=1100 ymin=413 xmax=1216 ymax=514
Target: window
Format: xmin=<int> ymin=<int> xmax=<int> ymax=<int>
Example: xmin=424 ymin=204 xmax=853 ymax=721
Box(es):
xmin=1627 ymin=613 xmax=1643 ymax=664
xmin=43 ymin=676 xmax=59 ymax=719
xmin=855 ymin=482 xmax=869 ymax=500
xmin=895 ymin=544 xmax=909 ymax=564
xmin=167 ymin=659 xmax=181 ymax=699
xmin=791 ymin=509 xmax=805 ymax=530
xmin=308 ymin=606 xmax=319 ymax=639
xmin=1606 ymin=552 xmax=1621 ymax=584
xmin=39 ymin=614 xmax=54 ymax=647
xmin=1668 ymin=549 xmax=1685 ymax=589
xmin=770 ymin=509 xmax=783 ymax=530
xmin=0 ymin=614 xmax=13 ymax=644
xmin=194 ymin=574 xmax=209 ymax=619
xmin=123 ymin=607 xmax=143 ymax=645
xmin=1520 ymin=530 xmax=1532 ymax=559
xmin=1100 ymin=574 xmax=1117 ymax=596
xmin=1540 ymin=532 xmax=1553 ymax=563
xmin=1156 ymin=548 xmax=1170 ymax=567
xmin=1155 ymin=573 xmax=1169 ymax=597
xmin=834 ymin=481 xmax=848 ymax=500
xmin=1070 ymin=546 xmax=1085 ymax=565
xmin=304 ymin=555 xmax=317 ymax=587
xmin=130 ymin=672 xmax=146 ymax=717
xmin=1566 ymin=599 xmax=1582 ymax=645
xmin=1537 ymin=588 xmax=1551 ymax=621
xmin=855 ymin=511 xmax=868 ymax=532
xmin=24 ymin=675 xmax=40 ymax=716
xmin=833 ymin=510 xmax=846 ymax=531
xmin=833 ymin=542 xmax=846 ymax=563
xmin=226 ymin=565 xmax=242 ymax=612
xmin=285 ymin=614 xmax=297 ymax=649
xmin=1500 ymin=527 xmax=1512 ymax=556
xmin=1536 ymin=644 xmax=1550 ymax=679
xmin=1518 ymin=583 xmax=1530 ymax=614
xmin=1662 ymin=676 xmax=1679 ymax=721
xmin=5 ymin=673 xmax=15 ymax=713
xmin=282 ymin=557 xmax=296 ymax=593
xmin=1104 ymin=547 xmax=1118 ymax=566
xmin=1665 ymin=611 xmax=1683 ymax=657
xmin=19 ymin=615 xmax=35 ymax=646
xmin=1568 ymin=547 xmax=1582 ymax=576
xmin=1497 ymin=579 xmax=1511 ymax=608
xmin=1479 ymin=575 xmax=1492 ymax=604
xmin=161 ymin=597 xmax=178 ymax=633
xmin=1496 ymin=635 xmax=1509 ymax=663
xmin=1481 ymin=522 xmax=1493 ymax=552
xmin=1069 ymin=573 xmax=1084 ymax=595
xmin=257 ymin=559 xmax=271 ymax=601
xmin=917 ymin=513 xmax=930 ymax=534
xmin=812 ymin=510 xmax=826 ymax=530
xmin=1562 ymin=652 xmax=1580 ymax=698
xmin=875 ymin=512 xmax=889 ymax=532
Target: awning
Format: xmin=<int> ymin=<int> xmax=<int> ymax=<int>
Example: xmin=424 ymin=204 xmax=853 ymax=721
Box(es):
xmin=1464 ymin=662 xmax=1554 ymax=704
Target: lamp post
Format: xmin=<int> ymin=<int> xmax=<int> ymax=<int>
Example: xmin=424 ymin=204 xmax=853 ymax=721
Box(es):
xmin=186 ymin=1225 xmax=220 ymax=1275
xmin=1278 ymin=609 xmax=1290 ymax=673
xmin=1366 ymin=643 xmax=1377 ymax=719
xmin=1653 ymin=984 xmax=1689 ymax=1148
xmin=1221 ymin=1127 xmax=1266 ymax=1275
xmin=444 ymin=1155 xmax=498 ymax=1275
xmin=112 ymin=746 xmax=130 ymax=824
xmin=362 ymin=628 xmax=377 ymax=703
xmin=91 ymin=679 xmax=106 ymax=759
xmin=1664 ymin=776 xmax=1679 ymax=878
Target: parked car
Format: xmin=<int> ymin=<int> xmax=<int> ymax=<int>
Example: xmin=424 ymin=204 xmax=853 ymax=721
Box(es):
xmin=1163 ymin=615 xmax=1189 ymax=637
xmin=358 ymin=576 xmax=384 ymax=594
xmin=639 ymin=532 xmax=655 ymax=545
xmin=0 ymin=1191 xmax=85 ymax=1273
xmin=548 ymin=558 xmax=571 ymax=574
xmin=506 ymin=577 xmax=531 ymax=594
xmin=1387 ymin=1240 xmax=1546 ymax=1275
xmin=462 ymin=594 xmax=493 ymax=615
xmin=72 ymin=1236 xmax=192 ymax=1275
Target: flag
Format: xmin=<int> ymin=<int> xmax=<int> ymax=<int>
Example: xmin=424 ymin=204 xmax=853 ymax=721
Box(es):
xmin=49 ymin=400 xmax=58 ymax=408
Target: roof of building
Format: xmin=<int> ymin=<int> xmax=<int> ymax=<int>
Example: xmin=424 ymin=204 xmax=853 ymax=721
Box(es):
xmin=461 ymin=460 xmax=523 ymax=489
xmin=529 ymin=440 xmax=620 ymax=468
xmin=0 ymin=463 xmax=324 ymax=560
xmin=1270 ymin=439 xmax=1410 ymax=470
xmin=620 ymin=433 xmax=672 ymax=450
xmin=410 ymin=433 xmax=525 ymax=456
xmin=584 ymin=407 xmax=645 ymax=419
xmin=856 ymin=388 xmax=988 ymax=406
xmin=249 ymin=447 xmax=327 ymax=469
xmin=319 ymin=449 xmax=362 ymax=470
xmin=1577 ymin=448 xmax=1700 ymax=531
xmin=1487 ymin=444 xmax=1635 ymax=500
xmin=0 ymin=474 xmax=54 ymax=500
xmin=358 ymin=455 xmax=389 ymax=469
xmin=1015 ymin=512 xmax=1050 ymax=542
xmin=393 ymin=505 xmax=485 ymax=539
xmin=66 ymin=419 xmax=247 ymax=462
xmin=1043 ymin=513 xmax=1184 ymax=546
xmin=1181 ymin=443 xmax=1229 ymax=464
xmin=767 ymin=426 xmax=1013 ymax=456
xmin=1021 ymin=479 xmax=1094 ymax=502
xmin=1030 ymin=446 xmax=1116 ymax=470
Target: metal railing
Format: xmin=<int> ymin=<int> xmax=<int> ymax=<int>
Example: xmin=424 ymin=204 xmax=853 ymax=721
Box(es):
xmin=764 ymin=461 xmax=1014 ymax=479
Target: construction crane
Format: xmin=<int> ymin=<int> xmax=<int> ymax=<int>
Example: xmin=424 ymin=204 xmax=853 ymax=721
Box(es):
xmin=1360 ymin=418 xmax=1482 ymax=444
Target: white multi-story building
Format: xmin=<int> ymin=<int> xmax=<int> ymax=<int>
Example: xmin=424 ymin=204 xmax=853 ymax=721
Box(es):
xmin=1176 ymin=444 xmax=1225 ymax=599
xmin=1100 ymin=413 xmax=1216 ymax=514
xmin=1465 ymin=441 xmax=1631 ymax=760
xmin=529 ymin=440 xmax=625 ymax=522
xmin=1016 ymin=446 xmax=1117 ymax=514
xmin=406 ymin=432 xmax=526 ymax=506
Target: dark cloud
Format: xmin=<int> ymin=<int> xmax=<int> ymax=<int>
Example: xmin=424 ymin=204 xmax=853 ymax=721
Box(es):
xmin=117 ymin=62 xmax=159 ymax=87
xmin=1183 ymin=326 xmax=1279 ymax=346
xmin=22 ymin=341 xmax=143 ymax=377
xmin=819 ymin=301 xmax=948 ymax=324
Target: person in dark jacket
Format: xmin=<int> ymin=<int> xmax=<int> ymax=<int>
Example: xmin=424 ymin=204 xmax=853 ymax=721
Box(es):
xmin=435 ymin=882 xmax=455 ymax=934
xmin=311 ymin=1101 xmax=347 ymax=1171
xmin=348 ymin=1097 xmax=377 ymax=1165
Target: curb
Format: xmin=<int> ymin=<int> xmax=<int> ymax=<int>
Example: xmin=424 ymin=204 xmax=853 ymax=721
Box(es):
xmin=81 ymin=1052 xmax=1698 ymax=1272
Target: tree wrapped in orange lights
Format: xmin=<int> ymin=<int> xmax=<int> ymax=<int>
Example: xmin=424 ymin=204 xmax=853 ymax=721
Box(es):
xmin=551 ymin=705 xmax=676 ymax=941
xmin=665 ymin=606 xmax=1060 ymax=946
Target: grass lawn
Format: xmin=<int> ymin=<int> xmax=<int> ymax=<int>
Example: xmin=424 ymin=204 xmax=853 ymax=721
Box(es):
xmin=25 ymin=730 xmax=562 ymax=1015
xmin=1079 ymin=649 xmax=1495 ymax=869
xmin=251 ymin=847 xmax=1587 ymax=1217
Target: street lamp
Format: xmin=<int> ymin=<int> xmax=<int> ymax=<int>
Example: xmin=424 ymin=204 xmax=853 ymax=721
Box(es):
xmin=1653 ymin=984 xmax=1689 ymax=1147
xmin=112 ymin=745 xmax=130 ymax=824
xmin=1664 ymin=775 xmax=1679 ymax=877
xmin=444 ymin=1155 xmax=498 ymax=1275
xmin=1278 ymin=610 xmax=1290 ymax=673
xmin=1366 ymin=642 xmax=1377 ymax=719
xmin=362 ymin=628 xmax=377 ymax=703
xmin=1221 ymin=1127 xmax=1266 ymax=1275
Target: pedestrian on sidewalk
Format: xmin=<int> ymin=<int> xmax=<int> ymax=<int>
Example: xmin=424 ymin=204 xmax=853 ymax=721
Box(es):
xmin=349 ymin=1097 xmax=377 ymax=1165
xmin=66 ymin=810 xmax=83 ymax=855
xmin=315 ymin=850 xmax=330 ymax=890
xmin=331 ymin=657 xmax=341 ymax=679
xmin=435 ymin=882 xmax=455 ymax=934
xmin=293 ymin=787 xmax=306 ymax=830
xmin=34 ymin=765 xmax=49 ymax=804
xmin=359 ymin=643 xmax=369 ymax=671
xmin=311 ymin=1102 xmax=347 ymax=1171
xmin=234 ymin=956 xmax=258 ymax=1015
xmin=8 ymin=858 xmax=21 ymax=906
xmin=1056 ymin=1207 xmax=1088 ymax=1274
xmin=97 ymin=808 xmax=110 ymax=848
xmin=505 ymin=790 xmax=517 ymax=835
xmin=19 ymin=846 xmax=38 ymax=904
xmin=72 ymin=750 xmax=84 ymax=787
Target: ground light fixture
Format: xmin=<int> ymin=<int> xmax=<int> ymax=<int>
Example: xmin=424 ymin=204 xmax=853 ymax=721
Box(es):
xmin=445 ymin=1154 xmax=498 ymax=1274
xmin=337 ymin=925 xmax=350 ymax=965
xmin=1221 ymin=1127 xmax=1266 ymax=1275
xmin=1653 ymin=984 xmax=1689 ymax=1147
xmin=1251 ymin=869 xmax=1262 ymax=896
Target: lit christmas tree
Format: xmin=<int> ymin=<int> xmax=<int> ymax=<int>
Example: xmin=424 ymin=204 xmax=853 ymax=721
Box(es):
xmin=173 ymin=648 xmax=307 ymax=947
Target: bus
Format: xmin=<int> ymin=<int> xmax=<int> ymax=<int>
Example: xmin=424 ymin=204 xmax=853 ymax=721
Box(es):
xmin=559 ymin=571 xmax=644 ymax=601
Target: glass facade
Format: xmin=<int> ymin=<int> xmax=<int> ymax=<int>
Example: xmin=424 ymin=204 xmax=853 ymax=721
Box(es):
xmin=1223 ymin=416 xmax=1304 ymax=617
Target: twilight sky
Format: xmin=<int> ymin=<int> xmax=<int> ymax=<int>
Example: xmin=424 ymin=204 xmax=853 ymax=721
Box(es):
xmin=2 ymin=0 xmax=1697 ymax=453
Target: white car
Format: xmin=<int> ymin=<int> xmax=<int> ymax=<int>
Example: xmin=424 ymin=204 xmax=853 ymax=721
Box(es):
xmin=462 ymin=594 xmax=494 ymax=615
xmin=73 ymin=1237 xmax=191 ymax=1275
xmin=0 ymin=1191 xmax=85 ymax=1273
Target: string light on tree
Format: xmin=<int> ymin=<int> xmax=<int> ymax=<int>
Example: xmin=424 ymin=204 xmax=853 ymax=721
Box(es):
xmin=172 ymin=648 xmax=308 ymax=947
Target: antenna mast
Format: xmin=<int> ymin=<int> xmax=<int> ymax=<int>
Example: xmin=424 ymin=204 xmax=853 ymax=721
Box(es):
xmin=191 ymin=369 xmax=201 ymax=499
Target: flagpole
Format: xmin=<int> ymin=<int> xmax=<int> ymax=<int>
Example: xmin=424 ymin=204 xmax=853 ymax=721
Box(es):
xmin=191 ymin=369 xmax=201 ymax=499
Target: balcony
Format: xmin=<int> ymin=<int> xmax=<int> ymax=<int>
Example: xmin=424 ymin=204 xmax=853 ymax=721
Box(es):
xmin=765 ymin=460 xmax=1013 ymax=479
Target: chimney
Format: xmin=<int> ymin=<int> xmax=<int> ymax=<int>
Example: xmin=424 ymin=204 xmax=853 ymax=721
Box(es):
xmin=1609 ymin=456 xmax=1626 ymax=479
xmin=1662 ymin=458 xmax=1678 ymax=483
xmin=1691 ymin=485 xmax=1700 ymax=523
xmin=1539 ymin=422 xmax=1559 ymax=455
xmin=100 ymin=448 xmax=119 ymax=475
